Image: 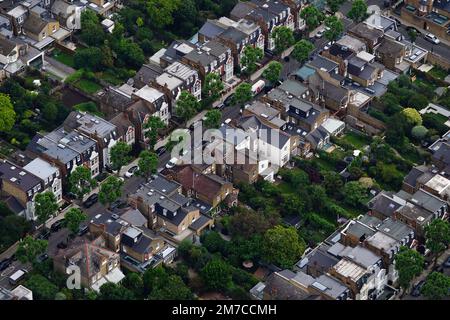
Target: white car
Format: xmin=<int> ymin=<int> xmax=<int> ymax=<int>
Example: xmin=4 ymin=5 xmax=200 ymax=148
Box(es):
xmin=323 ymin=41 xmax=333 ymax=50
xmin=124 ymin=165 xmax=138 ymax=178
xmin=315 ymin=29 xmax=325 ymax=38
xmin=425 ymin=33 xmax=440 ymax=44
xmin=166 ymin=157 xmax=179 ymax=169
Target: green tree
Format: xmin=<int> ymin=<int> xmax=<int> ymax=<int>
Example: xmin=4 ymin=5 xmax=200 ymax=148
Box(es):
xmin=16 ymin=235 xmax=47 ymax=264
xmin=143 ymin=116 xmax=165 ymax=150
xmin=401 ymin=108 xmax=422 ymax=127
xmin=149 ymin=275 xmax=193 ymax=300
xmin=145 ymin=0 xmax=181 ymax=29
xmin=324 ymin=16 xmax=344 ymax=41
xmin=80 ymin=10 xmax=106 ymax=46
xmin=34 ymin=192 xmax=58 ymax=225
xmin=25 ymin=275 xmax=59 ymax=300
xmin=408 ymin=93 xmax=429 ymax=110
xmin=411 ymin=125 xmax=428 ymax=140
xmin=201 ymin=258 xmax=233 ymax=291
xmin=98 ymin=283 xmax=135 ymax=300
xmin=99 ymin=176 xmax=124 ymax=209
xmin=68 ymin=166 xmax=97 ymax=199
xmin=421 ymin=272 xmax=450 ymax=300
xmin=202 ymin=73 xmax=224 ymax=101
xmin=240 ymin=46 xmax=264 ymax=74
xmin=327 ymin=0 xmax=345 ymax=13
xmin=348 ymin=0 xmax=368 ymax=23
xmin=175 ymin=90 xmax=200 ymax=122
xmin=0 ymin=93 xmax=16 ymax=132
xmin=204 ymin=109 xmax=222 ymax=129
xmin=233 ymin=82 xmax=253 ymax=106
xmin=137 ymin=150 xmax=159 ymax=180
xmin=343 ymin=181 xmax=367 ymax=207
xmin=123 ymin=272 xmax=144 ymax=298
xmin=291 ymin=39 xmax=315 ymax=63
xmin=425 ymin=219 xmax=450 ymax=265
xmin=115 ymin=39 xmax=145 ymax=69
xmin=323 ymin=171 xmax=344 ymax=197
xmin=262 ymin=225 xmax=306 ymax=268
xmin=229 ymin=208 xmax=278 ymax=238
xmin=395 ymin=247 xmax=424 ymax=295
xmin=271 ymin=26 xmax=295 ymax=55
xmin=408 ymin=29 xmax=417 ymax=43
xmin=73 ymin=47 xmax=104 ymax=71
xmin=64 ymin=208 xmax=87 ymax=235
xmin=262 ymin=61 xmax=283 ymax=84
xmin=300 ymin=6 xmax=325 ymax=31
xmin=110 ymin=141 xmax=132 ymax=172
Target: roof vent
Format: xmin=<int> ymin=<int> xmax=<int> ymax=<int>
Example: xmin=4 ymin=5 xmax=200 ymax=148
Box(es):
xmin=160 ymin=196 xmax=165 ymax=200
xmin=10 ymin=166 xmax=16 ymax=170
xmin=19 ymin=171 xmax=26 ymax=176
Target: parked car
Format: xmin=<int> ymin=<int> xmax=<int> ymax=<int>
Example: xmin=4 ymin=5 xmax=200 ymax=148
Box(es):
xmin=216 ymin=103 xmax=225 ymax=110
xmin=110 ymin=199 xmax=127 ymax=211
xmin=35 ymin=253 xmax=49 ymax=264
xmin=156 ymin=146 xmax=167 ymax=156
xmin=315 ymin=29 xmax=325 ymax=38
xmin=57 ymin=241 xmax=68 ymax=249
xmin=323 ymin=41 xmax=333 ymax=50
xmin=411 ymin=280 xmax=425 ymax=297
xmin=124 ymin=165 xmax=139 ymax=178
xmin=425 ymin=33 xmax=440 ymax=44
xmin=77 ymin=225 xmax=89 ymax=236
xmin=283 ymin=56 xmax=290 ymax=62
xmin=406 ymin=26 xmax=422 ymax=35
xmin=0 ymin=258 xmax=12 ymax=271
xmin=83 ymin=193 xmax=98 ymax=208
xmin=443 ymin=256 xmax=450 ymax=268
xmin=224 ymin=94 xmax=234 ymax=106
xmin=50 ymin=219 xmax=65 ymax=232
xmin=37 ymin=229 xmax=51 ymax=240
xmin=166 ymin=157 xmax=179 ymax=169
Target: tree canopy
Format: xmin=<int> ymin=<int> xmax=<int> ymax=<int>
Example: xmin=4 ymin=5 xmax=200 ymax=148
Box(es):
xmin=347 ymin=0 xmax=368 ymax=23
xmin=261 ymin=225 xmax=306 ymax=268
xmin=421 ymin=272 xmax=450 ymax=300
xmin=395 ymin=247 xmax=424 ymax=292
xmin=271 ymin=26 xmax=295 ymax=55
xmin=175 ymin=91 xmax=200 ymax=122
xmin=0 ymin=93 xmax=16 ymax=132
xmin=204 ymin=109 xmax=222 ymax=129
xmin=99 ymin=176 xmax=124 ymax=208
xmin=110 ymin=141 xmax=132 ymax=172
xmin=291 ymin=40 xmax=315 ymax=63
xmin=233 ymin=82 xmax=253 ymax=105
xmin=300 ymin=6 xmax=325 ymax=31
xmin=34 ymin=192 xmax=59 ymax=225
xmin=16 ymin=235 xmax=48 ymax=264
xmin=65 ymin=208 xmax=87 ymax=235
xmin=68 ymin=166 xmax=97 ymax=199
xmin=241 ymin=46 xmax=264 ymax=75
xmin=137 ymin=150 xmax=159 ymax=179
xmin=143 ymin=116 xmax=165 ymax=150
xmin=324 ymin=16 xmax=344 ymax=41
xmin=262 ymin=61 xmax=283 ymax=84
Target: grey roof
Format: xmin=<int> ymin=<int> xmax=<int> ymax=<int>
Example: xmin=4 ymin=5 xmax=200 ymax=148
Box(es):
xmin=397 ymin=202 xmax=433 ymax=225
xmin=432 ymin=142 xmax=450 ymax=166
xmin=311 ymin=274 xmax=348 ymax=299
xmin=403 ymin=165 xmax=429 ymax=187
xmin=264 ymin=271 xmax=315 ymax=300
xmin=377 ymin=217 xmax=414 ymax=242
xmin=345 ymin=220 xmax=377 ymax=240
xmin=327 ymin=243 xmax=381 ymax=269
xmin=410 ymin=189 xmax=447 ymax=214
xmin=368 ymin=191 xmax=404 ymax=218
xmin=0 ymin=35 xmax=16 ymax=55
xmin=238 ymin=115 xmax=291 ymax=148
xmin=64 ymin=111 xmax=117 ymax=138
xmin=0 ymin=160 xmax=42 ymax=192
xmin=308 ymin=55 xmax=338 ymax=72
xmin=219 ymin=26 xmax=247 ymax=43
xmin=189 ymin=214 xmax=213 ymax=231
xmin=230 ymin=2 xmax=255 ymax=20
xmin=165 ymin=61 xmax=198 ymax=81
xmin=91 ymin=211 xmax=127 ymax=236
xmin=377 ymin=38 xmax=404 ymax=56
xmin=199 ymin=20 xmax=226 ymax=40
xmin=3 ymin=195 xmax=25 ymax=214
xmin=349 ymin=22 xmax=384 ymax=42
xmin=297 ymin=243 xmax=339 ymax=274
xmin=120 ymin=208 xmax=147 ymax=227
xmin=278 ymin=79 xmax=309 ymax=97
xmin=365 ymin=231 xmax=400 ymax=252
xmin=133 ymin=64 xmax=164 ymax=89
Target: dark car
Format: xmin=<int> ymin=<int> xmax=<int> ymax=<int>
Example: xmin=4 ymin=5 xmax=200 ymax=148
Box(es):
xmin=57 ymin=241 xmax=68 ymax=249
xmin=50 ymin=219 xmax=66 ymax=232
xmin=406 ymin=26 xmax=422 ymax=35
xmin=0 ymin=258 xmax=12 ymax=271
xmin=35 ymin=253 xmax=49 ymax=264
xmin=77 ymin=225 xmax=89 ymax=236
xmin=224 ymin=94 xmax=234 ymax=106
xmin=37 ymin=229 xmax=51 ymax=240
xmin=83 ymin=193 xmax=98 ymax=208
xmin=411 ymin=280 xmax=425 ymax=297
xmin=444 ymin=256 xmax=450 ymax=268
xmin=283 ymin=56 xmax=290 ymax=62
xmin=156 ymin=146 xmax=167 ymax=156
xmin=110 ymin=199 xmax=127 ymax=211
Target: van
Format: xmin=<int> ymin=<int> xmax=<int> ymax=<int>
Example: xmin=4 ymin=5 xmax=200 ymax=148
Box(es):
xmin=9 ymin=269 xmax=27 ymax=286
xmin=364 ymin=87 xmax=375 ymax=95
